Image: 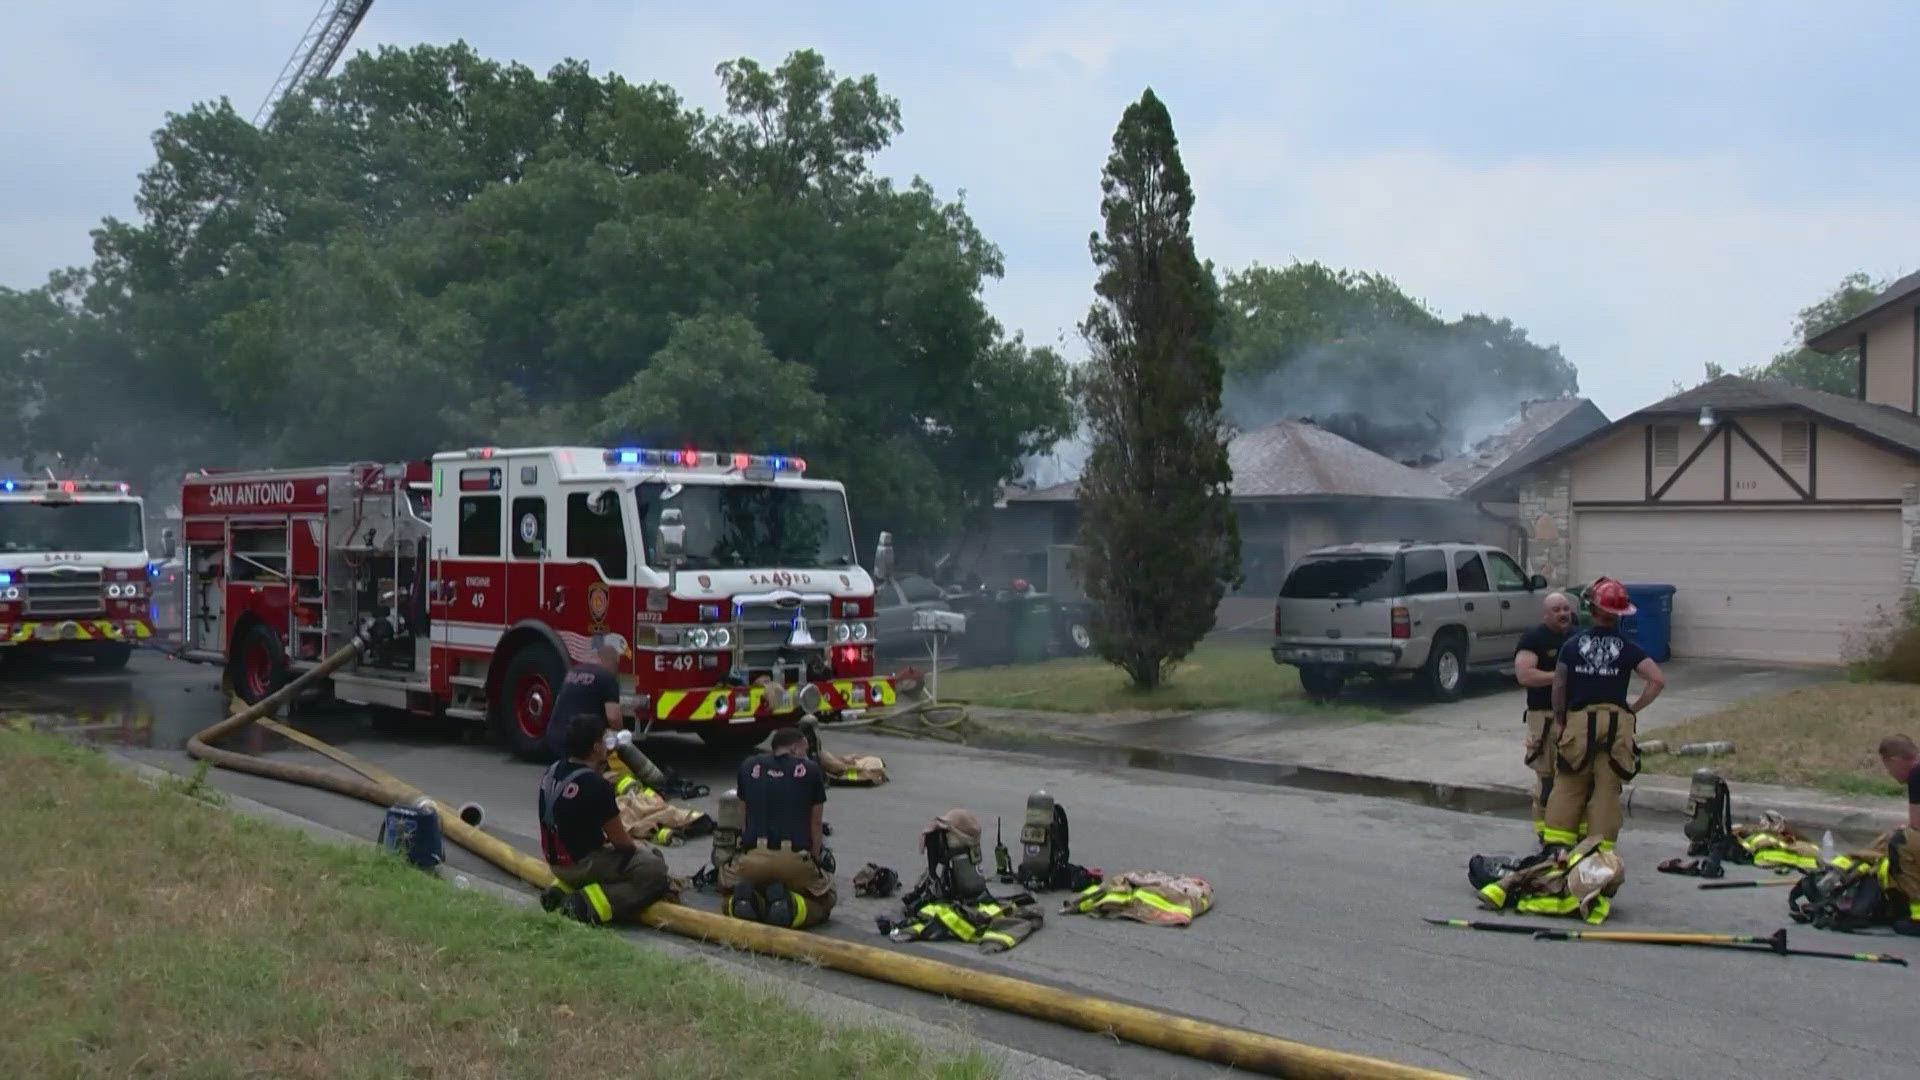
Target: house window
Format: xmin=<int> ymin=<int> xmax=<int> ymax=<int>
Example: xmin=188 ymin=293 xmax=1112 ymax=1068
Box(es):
xmin=1651 ymin=425 xmax=1680 ymax=468
xmin=1781 ymin=421 xmax=1810 ymax=467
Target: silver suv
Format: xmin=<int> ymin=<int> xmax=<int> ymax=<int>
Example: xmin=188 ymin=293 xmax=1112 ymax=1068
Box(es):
xmin=1271 ymin=541 xmax=1547 ymax=701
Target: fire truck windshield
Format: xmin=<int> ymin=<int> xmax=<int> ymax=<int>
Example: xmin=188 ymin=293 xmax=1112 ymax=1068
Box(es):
xmin=635 ymin=482 xmax=856 ymax=570
xmin=0 ymin=500 xmax=145 ymax=553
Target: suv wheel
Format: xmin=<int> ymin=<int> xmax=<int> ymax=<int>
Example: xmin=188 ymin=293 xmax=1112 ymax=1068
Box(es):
xmin=1421 ymin=635 xmax=1466 ymax=702
xmin=1298 ymin=665 xmax=1344 ymax=702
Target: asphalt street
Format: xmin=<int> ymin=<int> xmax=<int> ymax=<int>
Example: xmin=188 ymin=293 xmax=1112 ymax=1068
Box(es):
xmin=6 ymin=652 xmax=1913 ymax=1080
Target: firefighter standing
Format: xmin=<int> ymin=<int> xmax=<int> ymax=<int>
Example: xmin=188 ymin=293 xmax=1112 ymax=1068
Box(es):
xmin=725 ymin=726 xmax=837 ymax=928
xmin=1514 ymin=591 xmax=1576 ymax=843
xmin=537 ymin=713 xmax=673 ymax=925
xmin=1545 ymin=577 xmax=1665 ymax=853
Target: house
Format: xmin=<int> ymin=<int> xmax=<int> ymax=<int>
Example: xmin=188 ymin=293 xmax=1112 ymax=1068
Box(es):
xmin=1428 ymin=398 xmax=1610 ymax=498
xmin=1808 ymin=268 xmax=1920 ymax=411
xmin=984 ymin=419 xmax=1514 ymax=609
xmin=1468 ymin=365 xmax=1920 ymax=664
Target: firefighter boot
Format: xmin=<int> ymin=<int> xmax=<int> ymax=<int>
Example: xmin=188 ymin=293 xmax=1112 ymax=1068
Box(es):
xmin=1018 ymin=789 xmax=1057 ymax=887
xmin=711 ymin=789 xmax=744 ymax=873
xmin=763 ymin=882 xmax=795 ymax=928
xmin=727 ymin=884 xmax=764 ymax=922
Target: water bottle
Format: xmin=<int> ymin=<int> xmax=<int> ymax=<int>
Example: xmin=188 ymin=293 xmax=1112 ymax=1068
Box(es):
xmin=1821 ymin=831 xmax=1836 ymax=865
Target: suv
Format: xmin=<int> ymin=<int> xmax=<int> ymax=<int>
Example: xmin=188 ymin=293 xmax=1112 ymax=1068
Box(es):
xmin=1271 ymin=541 xmax=1547 ymax=701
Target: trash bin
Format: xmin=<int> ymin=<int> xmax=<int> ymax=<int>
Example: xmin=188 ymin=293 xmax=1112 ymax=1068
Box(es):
xmin=1620 ymin=583 xmax=1677 ymax=662
xmin=1008 ymin=591 xmax=1055 ymax=664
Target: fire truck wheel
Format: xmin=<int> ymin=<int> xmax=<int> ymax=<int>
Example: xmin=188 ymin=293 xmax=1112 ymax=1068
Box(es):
xmin=697 ymin=729 xmax=768 ymax=754
xmin=93 ymin=643 xmax=134 ymax=671
xmin=229 ymin=622 xmax=287 ymax=705
xmin=493 ymin=643 xmax=564 ymax=761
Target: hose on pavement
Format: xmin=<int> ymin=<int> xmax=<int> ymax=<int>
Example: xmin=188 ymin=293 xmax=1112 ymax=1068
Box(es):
xmin=188 ymin=636 xmax=1462 ymax=1080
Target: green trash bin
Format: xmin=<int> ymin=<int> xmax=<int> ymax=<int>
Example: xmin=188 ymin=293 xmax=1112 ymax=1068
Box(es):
xmin=1008 ymin=592 xmax=1055 ymax=664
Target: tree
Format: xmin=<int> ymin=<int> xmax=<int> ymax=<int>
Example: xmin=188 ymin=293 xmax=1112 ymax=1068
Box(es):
xmin=1074 ymin=89 xmax=1240 ymax=690
xmin=1701 ymin=272 xmax=1883 ymax=395
xmin=7 ymin=44 xmax=1069 ymax=556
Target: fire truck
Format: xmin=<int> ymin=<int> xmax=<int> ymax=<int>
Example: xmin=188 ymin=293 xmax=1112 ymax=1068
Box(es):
xmin=171 ymin=445 xmax=898 ymax=758
xmin=0 ymin=477 xmax=155 ymax=667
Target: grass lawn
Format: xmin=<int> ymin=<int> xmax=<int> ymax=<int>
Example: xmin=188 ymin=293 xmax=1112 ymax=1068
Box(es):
xmin=934 ymin=640 xmax=1331 ymax=715
xmin=0 ymin=730 xmax=994 ymax=1080
xmin=1640 ymin=681 xmax=1919 ymax=797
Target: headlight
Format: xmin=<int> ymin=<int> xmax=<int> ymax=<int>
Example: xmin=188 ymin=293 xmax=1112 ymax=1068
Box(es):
xmin=852 ymin=622 xmax=870 ymax=642
xmin=2 ymin=587 xmax=17 ymax=601
xmin=106 ymin=584 xmax=124 ymax=598
xmin=832 ymin=623 xmax=852 ymax=643
xmin=711 ymin=627 xmax=732 ymax=648
xmin=687 ymin=627 xmax=711 ymax=649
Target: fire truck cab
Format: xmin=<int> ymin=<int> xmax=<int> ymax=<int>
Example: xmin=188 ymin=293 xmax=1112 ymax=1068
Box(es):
xmin=175 ymin=445 xmax=895 ymax=759
xmin=0 ymin=477 xmax=154 ymax=668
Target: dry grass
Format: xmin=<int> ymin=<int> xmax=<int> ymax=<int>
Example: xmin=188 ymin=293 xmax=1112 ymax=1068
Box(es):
xmin=1640 ymin=681 xmax=1920 ymax=797
xmin=933 ymin=641 xmax=1312 ymax=715
xmin=0 ymin=730 xmax=995 ymax=1080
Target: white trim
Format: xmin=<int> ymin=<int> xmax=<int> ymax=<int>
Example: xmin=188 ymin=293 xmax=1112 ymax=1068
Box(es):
xmin=438 ymin=622 xmax=504 ymax=650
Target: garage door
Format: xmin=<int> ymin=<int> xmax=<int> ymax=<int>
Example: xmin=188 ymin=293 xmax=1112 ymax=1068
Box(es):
xmin=1572 ymin=508 xmax=1902 ymax=664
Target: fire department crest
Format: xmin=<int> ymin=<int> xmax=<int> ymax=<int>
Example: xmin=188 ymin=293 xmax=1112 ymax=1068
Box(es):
xmin=587 ymin=582 xmax=610 ymax=631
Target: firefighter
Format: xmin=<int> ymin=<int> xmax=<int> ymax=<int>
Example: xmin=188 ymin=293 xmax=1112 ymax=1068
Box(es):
xmin=1514 ymin=591 xmax=1576 ymax=843
xmin=537 ymin=712 xmax=673 ymax=925
xmin=1875 ymin=735 xmax=1920 ymax=934
xmin=726 ymin=726 xmax=836 ymax=928
xmin=1544 ymin=577 xmax=1665 ymax=853
xmin=548 ymin=635 xmax=671 ymax=792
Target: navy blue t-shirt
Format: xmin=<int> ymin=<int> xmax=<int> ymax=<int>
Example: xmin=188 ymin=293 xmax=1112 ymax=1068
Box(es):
xmin=1561 ymin=625 xmax=1649 ymax=711
xmin=546 ymin=662 xmax=620 ymax=758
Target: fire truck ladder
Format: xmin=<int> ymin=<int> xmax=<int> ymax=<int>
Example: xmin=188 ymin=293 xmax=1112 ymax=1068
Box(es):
xmin=253 ymin=0 xmax=376 ymax=127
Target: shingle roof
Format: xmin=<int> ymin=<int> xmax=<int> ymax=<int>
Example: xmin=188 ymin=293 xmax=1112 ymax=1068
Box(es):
xmin=1463 ymin=375 xmax=1920 ymax=494
xmin=1429 ymin=398 xmax=1605 ymax=495
xmin=1006 ymin=420 xmax=1456 ymax=502
xmin=1806 ymin=269 xmax=1920 ymax=352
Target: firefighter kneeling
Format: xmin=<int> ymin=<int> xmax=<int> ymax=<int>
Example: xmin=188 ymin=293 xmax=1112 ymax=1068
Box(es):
xmin=722 ymin=726 xmax=836 ymax=929
xmin=538 ymin=714 xmax=674 ymax=925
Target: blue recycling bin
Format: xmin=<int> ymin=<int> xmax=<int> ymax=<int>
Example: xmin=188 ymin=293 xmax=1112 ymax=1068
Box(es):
xmin=1620 ymin=584 xmax=1676 ymax=662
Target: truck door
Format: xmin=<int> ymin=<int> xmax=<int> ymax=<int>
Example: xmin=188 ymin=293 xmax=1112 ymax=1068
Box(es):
xmin=446 ymin=464 xmax=508 ymax=634
xmin=1486 ymin=549 xmax=1537 ymax=660
xmin=1450 ymin=549 xmax=1501 ymax=663
xmin=505 ymin=463 xmax=552 ymax=635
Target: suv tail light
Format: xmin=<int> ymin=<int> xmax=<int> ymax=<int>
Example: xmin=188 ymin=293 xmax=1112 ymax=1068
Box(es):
xmin=1391 ymin=606 xmax=1411 ymax=639
xmin=1273 ymin=601 xmax=1282 ymax=637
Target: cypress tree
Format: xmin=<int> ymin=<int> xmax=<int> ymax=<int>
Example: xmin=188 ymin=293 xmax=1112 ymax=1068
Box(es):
xmin=1075 ymin=88 xmax=1240 ymax=689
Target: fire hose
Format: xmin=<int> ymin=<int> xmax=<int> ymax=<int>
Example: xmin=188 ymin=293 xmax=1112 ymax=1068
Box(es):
xmin=187 ymin=636 xmax=1462 ymax=1080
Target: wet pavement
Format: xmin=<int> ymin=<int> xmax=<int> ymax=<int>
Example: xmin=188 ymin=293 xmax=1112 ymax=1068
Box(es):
xmin=9 ymin=652 xmax=1919 ymax=1080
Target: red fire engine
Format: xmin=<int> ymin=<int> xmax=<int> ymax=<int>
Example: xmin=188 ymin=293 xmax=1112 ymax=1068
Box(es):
xmin=172 ymin=445 xmax=897 ymax=758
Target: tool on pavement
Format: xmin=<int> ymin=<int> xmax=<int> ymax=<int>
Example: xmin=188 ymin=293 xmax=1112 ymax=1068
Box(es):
xmin=994 ymin=817 xmax=1013 ymax=882
xmin=1424 ymin=918 xmax=1907 ymax=966
xmin=1698 ymin=878 xmax=1798 ymax=890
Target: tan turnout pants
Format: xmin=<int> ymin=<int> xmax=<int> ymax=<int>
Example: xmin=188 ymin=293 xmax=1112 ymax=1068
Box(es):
xmin=1524 ymin=710 xmax=1587 ymax=842
xmin=551 ymin=845 xmax=673 ymax=923
xmin=730 ymin=842 xmax=836 ymax=928
xmin=1542 ymin=705 xmax=1638 ymax=851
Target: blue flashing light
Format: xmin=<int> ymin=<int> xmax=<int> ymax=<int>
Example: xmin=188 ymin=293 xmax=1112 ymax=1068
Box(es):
xmin=1 ymin=480 xmax=13 ymax=492
xmin=0 ymin=571 xmax=11 ymax=586
xmin=617 ymin=450 xmax=640 ymax=465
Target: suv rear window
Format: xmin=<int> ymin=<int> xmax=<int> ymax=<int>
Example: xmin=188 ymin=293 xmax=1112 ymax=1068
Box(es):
xmin=1280 ymin=555 xmax=1402 ymax=601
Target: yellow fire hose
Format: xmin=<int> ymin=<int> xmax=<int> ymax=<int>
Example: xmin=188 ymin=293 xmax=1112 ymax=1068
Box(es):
xmin=188 ymin=636 xmax=1461 ymax=1080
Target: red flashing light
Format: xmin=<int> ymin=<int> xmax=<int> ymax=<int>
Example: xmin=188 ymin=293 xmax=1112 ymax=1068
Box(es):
xmin=678 ymin=449 xmax=699 ymax=467
xmin=791 ymin=457 xmax=807 ymax=473
xmin=60 ymin=481 xmax=75 ymax=494
xmin=732 ymin=453 xmax=750 ymax=470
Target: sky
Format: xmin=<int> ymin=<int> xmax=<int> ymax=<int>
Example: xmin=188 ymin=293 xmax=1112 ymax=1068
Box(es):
xmin=5 ymin=0 xmax=1920 ymax=424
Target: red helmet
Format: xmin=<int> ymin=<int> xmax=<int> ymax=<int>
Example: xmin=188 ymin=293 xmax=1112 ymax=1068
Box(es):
xmin=1587 ymin=577 xmax=1636 ymax=616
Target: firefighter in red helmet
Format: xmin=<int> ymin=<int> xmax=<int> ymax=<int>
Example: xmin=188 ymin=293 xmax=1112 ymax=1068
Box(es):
xmin=1543 ymin=577 xmax=1666 ymax=854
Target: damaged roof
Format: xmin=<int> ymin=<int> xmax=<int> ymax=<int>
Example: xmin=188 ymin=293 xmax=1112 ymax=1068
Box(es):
xmin=1007 ymin=420 xmax=1457 ymax=502
xmin=1429 ymin=398 xmax=1608 ymax=496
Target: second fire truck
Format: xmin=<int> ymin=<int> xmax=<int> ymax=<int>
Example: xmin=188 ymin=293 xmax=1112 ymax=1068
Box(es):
xmin=170 ymin=445 xmax=898 ymax=759
xmin=0 ymin=477 xmax=156 ymax=667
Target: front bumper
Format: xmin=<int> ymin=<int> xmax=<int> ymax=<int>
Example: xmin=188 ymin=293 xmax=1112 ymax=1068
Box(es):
xmin=1272 ymin=641 xmax=1406 ymax=669
xmin=1 ymin=619 xmax=153 ymax=645
xmin=648 ymin=677 xmax=897 ymax=724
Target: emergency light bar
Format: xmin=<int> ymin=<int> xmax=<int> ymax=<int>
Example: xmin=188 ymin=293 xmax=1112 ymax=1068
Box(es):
xmin=601 ymin=448 xmax=807 ymax=475
xmin=0 ymin=479 xmax=131 ymax=495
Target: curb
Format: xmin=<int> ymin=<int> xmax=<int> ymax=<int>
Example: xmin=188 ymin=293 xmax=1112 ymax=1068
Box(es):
xmin=955 ymin=724 xmax=1906 ymax=842
xmin=98 ymin=748 xmax=1103 ymax=1080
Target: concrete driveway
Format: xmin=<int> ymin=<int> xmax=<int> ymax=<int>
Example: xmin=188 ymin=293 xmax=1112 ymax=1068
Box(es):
xmin=1390 ymin=658 xmax=1838 ymax=730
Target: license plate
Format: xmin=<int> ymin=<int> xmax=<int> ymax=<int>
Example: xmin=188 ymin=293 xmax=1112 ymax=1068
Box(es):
xmin=1317 ymin=648 xmax=1346 ymax=662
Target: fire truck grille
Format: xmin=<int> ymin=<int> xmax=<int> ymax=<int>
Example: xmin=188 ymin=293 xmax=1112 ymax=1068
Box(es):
xmin=735 ymin=600 xmax=832 ymax=664
xmin=23 ymin=568 xmax=104 ymax=617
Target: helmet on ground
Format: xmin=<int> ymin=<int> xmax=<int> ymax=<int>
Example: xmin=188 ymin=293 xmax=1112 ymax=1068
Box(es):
xmin=1586 ymin=577 xmax=1636 ymax=617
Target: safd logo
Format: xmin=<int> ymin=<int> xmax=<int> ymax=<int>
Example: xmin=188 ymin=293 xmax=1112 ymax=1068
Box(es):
xmin=587 ymin=582 xmax=610 ymax=630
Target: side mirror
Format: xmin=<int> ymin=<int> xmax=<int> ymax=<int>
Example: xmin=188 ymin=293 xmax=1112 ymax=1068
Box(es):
xmin=873 ymin=530 xmax=895 ymax=583
xmin=1528 ymin=574 xmax=1548 ymax=591
xmin=160 ymin=528 xmax=177 ymax=560
xmin=590 ymin=488 xmax=620 ymax=516
xmin=657 ymin=507 xmax=686 ymax=565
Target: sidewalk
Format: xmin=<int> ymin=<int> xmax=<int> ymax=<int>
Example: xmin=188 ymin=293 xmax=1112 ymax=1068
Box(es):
xmin=961 ymin=686 xmax=1908 ymax=841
